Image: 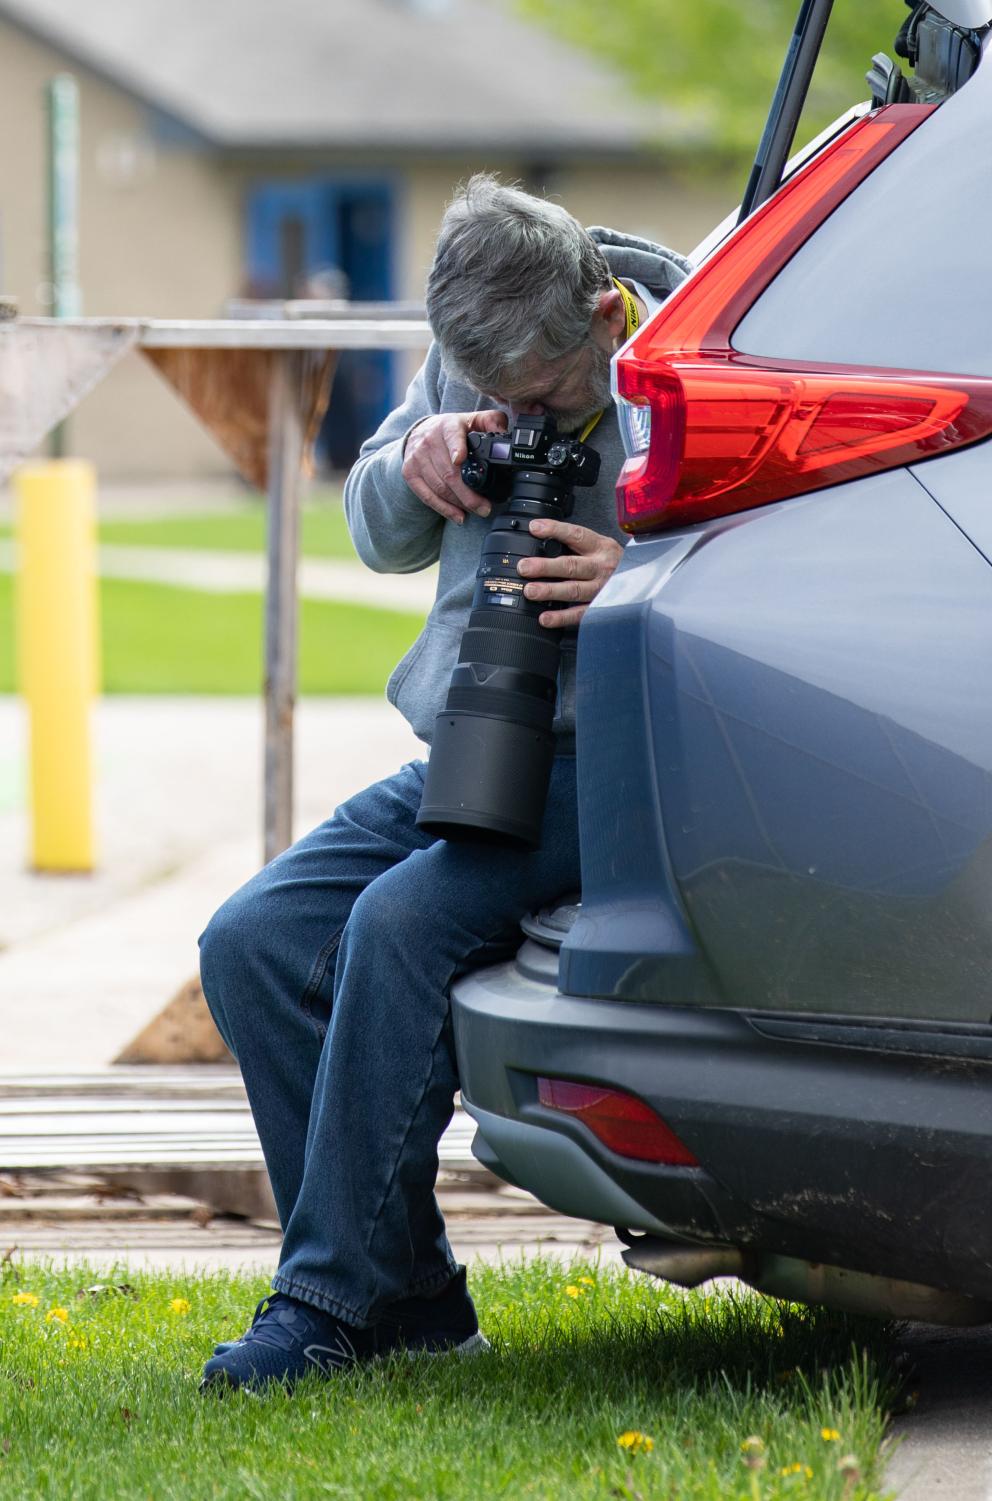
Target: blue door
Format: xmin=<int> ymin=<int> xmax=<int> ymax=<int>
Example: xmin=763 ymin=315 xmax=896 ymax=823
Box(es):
xmin=246 ymin=178 xmax=397 ymax=469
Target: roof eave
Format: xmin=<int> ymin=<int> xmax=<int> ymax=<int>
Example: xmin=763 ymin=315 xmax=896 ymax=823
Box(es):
xmin=213 ymin=132 xmax=675 ymax=159
xmin=0 ymin=0 xmax=216 ymax=148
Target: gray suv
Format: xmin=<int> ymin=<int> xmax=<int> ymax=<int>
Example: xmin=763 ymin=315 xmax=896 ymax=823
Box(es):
xmin=451 ymin=0 xmax=992 ymax=1324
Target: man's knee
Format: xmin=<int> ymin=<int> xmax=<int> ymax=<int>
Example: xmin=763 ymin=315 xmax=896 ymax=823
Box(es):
xmin=341 ymin=865 xmax=426 ymax=961
xmin=198 ymin=883 xmax=265 ymax=1011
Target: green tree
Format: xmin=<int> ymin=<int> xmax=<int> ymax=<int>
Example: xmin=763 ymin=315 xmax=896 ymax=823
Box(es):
xmin=518 ymin=0 xmax=911 ymax=167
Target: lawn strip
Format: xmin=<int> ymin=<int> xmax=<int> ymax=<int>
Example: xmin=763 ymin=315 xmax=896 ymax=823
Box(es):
xmin=0 ymin=574 xmax=422 ymax=695
xmin=0 ymin=1258 xmax=897 ymax=1500
xmin=0 ymin=491 xmax=355 ymax=560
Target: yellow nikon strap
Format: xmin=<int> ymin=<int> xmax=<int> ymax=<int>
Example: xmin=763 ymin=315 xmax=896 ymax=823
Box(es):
xmin=577 ymin=278 xmax=641 ymax=443
xmin=613 ymin=277 xmax=641 ymax=341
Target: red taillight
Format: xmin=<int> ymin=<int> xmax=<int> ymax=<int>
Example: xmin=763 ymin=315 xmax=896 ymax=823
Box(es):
xmin=616 ymin=105 xmax=992 ymax=533
xmin=536 ymin=1076 xmax=699 ymax=1166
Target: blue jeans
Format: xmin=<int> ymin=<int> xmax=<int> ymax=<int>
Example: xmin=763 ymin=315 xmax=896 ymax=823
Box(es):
xmin=198 ymin=755 xmax=579 ymax=1327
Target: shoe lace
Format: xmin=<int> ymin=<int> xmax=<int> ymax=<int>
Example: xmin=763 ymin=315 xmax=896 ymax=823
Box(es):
xmin=241 ymin=1294 xmax=316 ymax=1352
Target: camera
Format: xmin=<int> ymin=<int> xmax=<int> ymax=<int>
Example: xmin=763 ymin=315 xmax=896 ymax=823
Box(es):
xmin=416 ymin=414 xmax=600 ymax=848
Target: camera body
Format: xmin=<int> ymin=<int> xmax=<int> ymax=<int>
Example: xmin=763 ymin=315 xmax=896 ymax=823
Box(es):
xmin=416 ymin=415 xmax=601 ymax=849
xmin=461 ymin=419 xmax=600 ymax=507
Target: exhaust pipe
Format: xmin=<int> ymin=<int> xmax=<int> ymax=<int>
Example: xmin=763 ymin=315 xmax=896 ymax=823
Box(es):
xmin=622 ymin=1236 xmax=992 ymax=1326
xmin=619 ymin=1242 xmax=746 ymax=1287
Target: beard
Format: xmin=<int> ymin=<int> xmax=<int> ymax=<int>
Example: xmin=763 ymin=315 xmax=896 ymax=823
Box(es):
xmin=544 ymin=341 xmax=614 ymax=433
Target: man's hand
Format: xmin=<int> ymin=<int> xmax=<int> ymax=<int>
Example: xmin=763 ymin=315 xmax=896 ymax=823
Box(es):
xmin=518 ymin=518 xmax=624 ymax=629
xmin=402 ymin=410 xmax=508 ymax=524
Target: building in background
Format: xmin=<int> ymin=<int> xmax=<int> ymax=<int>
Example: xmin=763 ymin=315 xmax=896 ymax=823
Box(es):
xmin=0 ymin=0 xmax=732 ymax=479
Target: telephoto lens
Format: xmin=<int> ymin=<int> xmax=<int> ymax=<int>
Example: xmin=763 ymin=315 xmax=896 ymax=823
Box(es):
xmin=416 ymin=415 xmax=599 ymax=848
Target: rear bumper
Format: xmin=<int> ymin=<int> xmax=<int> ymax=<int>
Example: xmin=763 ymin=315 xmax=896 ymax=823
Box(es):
xmin=452 ymin=951 xmax=992 ymax=1300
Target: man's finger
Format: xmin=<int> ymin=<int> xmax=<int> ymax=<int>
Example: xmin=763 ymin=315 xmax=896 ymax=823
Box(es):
xmin=472 ymin=408 xmax=509 ymax=434
xmin=442 ymin=411 xmax=505 ymax=466
xmin=448 ymin=476 xmax=492 ymax=516
xmin=437 ymin=414 xmax=474 ymax=466
xmin=440 ymin=409 xmax=506 ymax=469
xmin=411 ymin=430 xmax=490 ymax=514
xmin=524 ymin=578 xmax=596 ymax=605
xmin=539 ymin=604 xmax=589 ymax=630
xmin=420 ymin=455 xmax=472 ymax=511
xmin=405 ymin=472 xmax=465 ymax=524
xmin=528 ymin=518 xmax=601 ymax=553
xmin=518 ymin=553 xmax=598 ymax=582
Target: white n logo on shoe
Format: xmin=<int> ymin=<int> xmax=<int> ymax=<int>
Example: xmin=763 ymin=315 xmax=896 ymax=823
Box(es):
xmin=303 ymin=1329 xmax=358 ymax=1372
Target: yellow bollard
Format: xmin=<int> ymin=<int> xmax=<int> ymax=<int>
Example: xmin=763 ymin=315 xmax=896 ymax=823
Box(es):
xmin=15 ymin=459 xmax=99 ymax=871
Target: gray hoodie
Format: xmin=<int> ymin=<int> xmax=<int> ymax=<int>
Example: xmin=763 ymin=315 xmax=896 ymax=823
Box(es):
xmin=343 ymin=228 xmax=690 ymax=751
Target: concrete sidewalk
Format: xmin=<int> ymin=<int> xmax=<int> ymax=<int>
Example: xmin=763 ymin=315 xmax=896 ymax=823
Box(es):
xmin=0 ymin=696 xmax=422 ymax=1069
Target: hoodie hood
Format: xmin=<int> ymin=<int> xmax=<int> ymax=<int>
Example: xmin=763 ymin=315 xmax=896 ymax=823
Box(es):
xmin=586 ymin=225 xmax=691 ymax=302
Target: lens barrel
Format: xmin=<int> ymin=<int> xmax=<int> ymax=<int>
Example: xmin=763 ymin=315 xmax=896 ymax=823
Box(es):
xmin=416 ymin=473 xmax=568 ymax=848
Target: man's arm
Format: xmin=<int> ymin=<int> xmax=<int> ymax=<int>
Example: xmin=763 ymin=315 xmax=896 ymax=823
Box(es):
xmin=344 ymin=344 xmax=510 ymax=574
xmin=343 ymin=343 xmax=449 ymax=575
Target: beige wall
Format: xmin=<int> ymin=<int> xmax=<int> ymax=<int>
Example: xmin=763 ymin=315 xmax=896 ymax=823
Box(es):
xmin=0 ymin=17 xmax=735 ymax=481
xmin=0 ymin=19 xmax=241 ymax=479
xmin=551 ymin=164 xmax=735 ymax=262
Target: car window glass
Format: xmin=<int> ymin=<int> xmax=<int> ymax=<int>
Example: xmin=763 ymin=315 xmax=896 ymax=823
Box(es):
xmin=732 ymin=57 xmax=992 ymax=377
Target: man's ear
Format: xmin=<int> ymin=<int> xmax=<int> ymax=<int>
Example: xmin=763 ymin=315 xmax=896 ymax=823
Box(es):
xmin=593 ymin=286 xmax=627 ymax=345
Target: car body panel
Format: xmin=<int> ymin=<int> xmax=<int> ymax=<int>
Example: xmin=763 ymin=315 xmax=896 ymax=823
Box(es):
xmin=912 ymin=438 xmax=992 ymax=564
xmin=562 ymin=464 xmax=992 ymax=1021
xmin=462 ymin=1101 xmax=675 ymax=1237
xmin=454 ymin=962 xmax=992 ymax=1299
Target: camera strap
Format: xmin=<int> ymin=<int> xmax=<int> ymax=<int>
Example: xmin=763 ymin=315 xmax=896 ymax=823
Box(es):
xmin=578 ymin=278 xmax=641 ymax=442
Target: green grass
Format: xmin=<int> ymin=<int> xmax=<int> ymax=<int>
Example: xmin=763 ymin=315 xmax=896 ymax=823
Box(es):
xmin=0 ymin=492 xmax=357 ymax=561
xmin=0 ymin=574 xmax=422 ymax=696
xmin=0 ymin=1259 xmax=896 ymax=1501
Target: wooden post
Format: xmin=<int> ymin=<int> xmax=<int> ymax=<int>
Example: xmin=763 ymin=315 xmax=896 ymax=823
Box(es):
xmin=263 ymin=351 xmax=305 ymax=864
xmin=46 ymin=74 xmax=81 ymax=459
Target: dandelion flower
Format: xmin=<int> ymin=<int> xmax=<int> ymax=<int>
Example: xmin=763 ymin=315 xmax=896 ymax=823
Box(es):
xmin=45 ymin=1307 xmax=69 ymax=1324
xmin=617 ymin=1431 xmax=654 ymax=1454
xmin=11 ymin=1292 xmax=39 ymax=1308
xmin=169 ymin=1297 xmax=191 ymax=1315
xmin=578 ymin=1277 xmax=595 ymax=1286
xmin=821 ymin=1427 xmax=841 ymax=1442
xmin=741 ymin=1435 xmax=766 ymax=1472
xmin=68 ymin=1335 xmax=88 ymax=1351
xmin=564 ymin=1285 xmax=582 ymax=1299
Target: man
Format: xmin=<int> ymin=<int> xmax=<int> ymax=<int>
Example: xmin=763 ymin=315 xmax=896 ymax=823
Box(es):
xmin=198 ymin=176 xmax=689 ymax=1390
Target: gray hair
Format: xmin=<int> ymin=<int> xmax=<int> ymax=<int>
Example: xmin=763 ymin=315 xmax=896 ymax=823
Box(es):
xmin=425 ymin=174 xmax=612 ymax=394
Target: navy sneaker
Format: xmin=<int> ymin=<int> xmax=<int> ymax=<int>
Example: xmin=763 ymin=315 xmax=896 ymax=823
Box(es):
xmin=203 ymin=1269 xmax=488 ymax=1388
xmin=377 ymin=1266 xmax=489 ymax=1357
xmin=200 ymin=1293 xmax=379 ymax=1391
